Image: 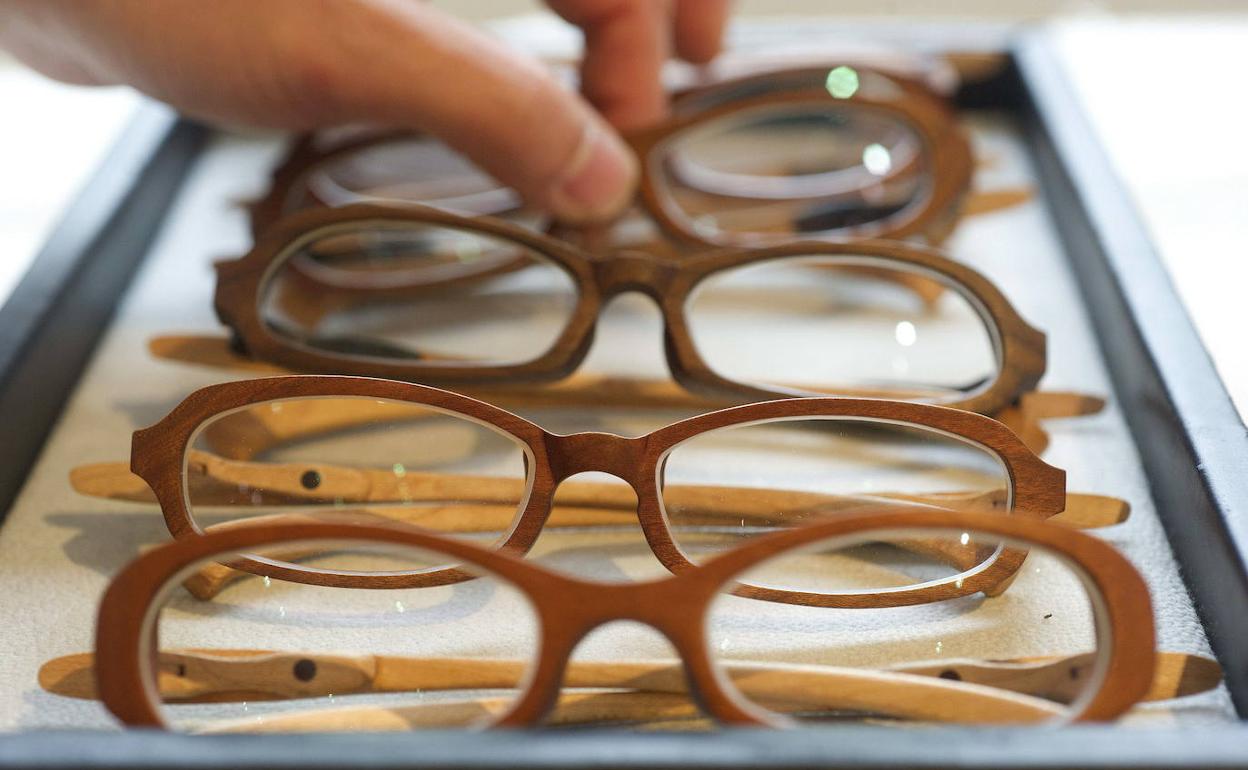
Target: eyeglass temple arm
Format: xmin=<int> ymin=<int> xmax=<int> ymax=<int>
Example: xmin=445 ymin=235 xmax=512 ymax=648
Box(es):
xmin=198 ymin=691 xmax=720 ymax=732
xmin=157 ymin=332 xmax=989 ymax=407
xmin=143 ymin=334 xmax=1102 ymax=456
xmin=71 ymin=449 xmax=1126 ymax=601
xmin=69 ymin=457 xmax=1127 ymax=532
xmin=163 ymin=506 xmax=997 ymax=602
xmin=40 ymin=649 xmax=1217 ymax=718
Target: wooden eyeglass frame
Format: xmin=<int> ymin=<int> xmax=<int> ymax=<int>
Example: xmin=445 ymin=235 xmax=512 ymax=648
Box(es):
xmin=247 ymin=66 xmax=971 ymax=247
xmin=215 ymin=203 xmax=1045 ymax=417
xmin=94 ymin=509 xmax=1155 ymax=729
xmin=129 ymin=376 xmax=1065 ymax=608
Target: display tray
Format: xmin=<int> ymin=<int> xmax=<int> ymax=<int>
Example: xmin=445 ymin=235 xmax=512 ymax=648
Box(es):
xmin=1 ymin=23 xmax=1247 ymax=769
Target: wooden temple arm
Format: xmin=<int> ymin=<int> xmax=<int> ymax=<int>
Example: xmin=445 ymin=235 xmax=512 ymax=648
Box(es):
xmin=27 ymin=651 xmax=1061 ymax=724
xmin=166 ymin=504 xmax=1002 ymax=602
xmin=993 ymin=391 xmax=1105 ymax=456
xmin=162 ymin=488 xmax=1118 ymax=601
xmin=201 ymin=691 xmax=723 ymax=732
xmin=69 ymin=458 xmax=1127 ymax=532
xmin=71 ymin=453 xmax=1126 ymax=602
xmin=147 ymin=335 xmax=967 ymax=406
xmin=40 ymin=649 xmax=1218 ymax=728
xmin=144 ymin=334 xmax=1101 ymax=455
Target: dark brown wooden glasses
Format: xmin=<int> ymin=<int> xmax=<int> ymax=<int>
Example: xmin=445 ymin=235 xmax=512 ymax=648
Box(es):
xmin=248 ymin=66 xmax=971 ymax=247
xmin=88 ymin=509 xmax=1157 ymax=731
xmin=94 ymin=375 xmax=1105 ymax=607
xmin=215 ymin=203 xmax=1045 ymax=417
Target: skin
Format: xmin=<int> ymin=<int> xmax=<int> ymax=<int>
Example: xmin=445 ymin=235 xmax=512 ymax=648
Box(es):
xmin=0 ymin=0 xmax=731 ymax=222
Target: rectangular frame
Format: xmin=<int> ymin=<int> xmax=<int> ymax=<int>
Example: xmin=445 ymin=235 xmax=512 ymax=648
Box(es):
xmin=0 ymin=31 xmax=1245 ymax=769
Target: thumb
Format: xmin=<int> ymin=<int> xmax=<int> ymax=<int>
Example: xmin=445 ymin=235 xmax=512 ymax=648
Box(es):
xmin=311 ymin=2 xmax=638 ymax=223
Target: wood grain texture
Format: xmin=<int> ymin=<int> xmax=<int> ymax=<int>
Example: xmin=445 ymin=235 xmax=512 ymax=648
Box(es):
xmin=43 ymin=649 xmax=1216 ymax=706
xmin=71 ymin=455 xmax=1125 ymax=602
xmin=72 ymin=457 xmax=1123 ymax=530
xmin=91 ymin=509 xmax=1156 ymax=729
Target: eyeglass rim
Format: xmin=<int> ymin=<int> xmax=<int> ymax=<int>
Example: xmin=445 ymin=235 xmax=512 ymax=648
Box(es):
xmin=630 ymin=87 xmax=967 ymax=248
xmin=130 ymin=376 xmax=1064 ymax=601
xmin=214 ymin=203 xmax=1044 ymax=416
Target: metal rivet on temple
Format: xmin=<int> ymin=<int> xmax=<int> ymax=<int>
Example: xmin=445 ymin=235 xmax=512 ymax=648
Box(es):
xmin=301 ymin=470 xmax=321 ymax=490
xmin=293 ymin=659 xmax=317 ymax=682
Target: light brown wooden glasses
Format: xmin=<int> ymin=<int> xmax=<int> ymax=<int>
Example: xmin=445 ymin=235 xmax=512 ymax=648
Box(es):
xmin=88 ymin=509 xmax=1158 ymax=731
xmin=95 ymin=375 xmax=1108 ymax=608
xmin=247 ymin=66 xmax=972 ymax=247
xmin=215 ymin=203 xmax=1046 ymax=417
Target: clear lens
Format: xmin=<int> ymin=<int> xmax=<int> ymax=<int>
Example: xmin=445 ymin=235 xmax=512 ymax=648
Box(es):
xmin=258 ymin=221 xmax=580 ymax=366
xmin=659 ymin=417 xmax=1010 ymax=564
xmin=149 ymin=540 xmax=540 ymax=732
xmin=707 ymin=529 xmax=1103 ymax=725
xmin=184 ymin=397 xmax=532 ymax=567
xmin=294 ymin=136 xmax=526 ymax=220
xmin=653 ymin=102 xmax=929 ymax=243
xmin=685 ymin=256 xmax=998 ymax=400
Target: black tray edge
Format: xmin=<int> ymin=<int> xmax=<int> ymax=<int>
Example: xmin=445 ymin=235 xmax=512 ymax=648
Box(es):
xmin=0 ymin=103 xmax=208 ymax=524
xmin=1014 ymin=31 xmax=1248 ymax=714
xmin=3 ymin=726 xmax=1248 ymax=770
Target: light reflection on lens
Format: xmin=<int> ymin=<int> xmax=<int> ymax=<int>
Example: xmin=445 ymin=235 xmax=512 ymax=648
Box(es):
xmin=862 ymin=143 xmax=893 ymax=176
xmin=894 ymin=320 xmax=917 ymax=347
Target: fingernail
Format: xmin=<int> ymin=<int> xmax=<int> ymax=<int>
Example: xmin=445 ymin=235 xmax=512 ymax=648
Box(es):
xmin=549 ymin=125 xmax=638 ymax=222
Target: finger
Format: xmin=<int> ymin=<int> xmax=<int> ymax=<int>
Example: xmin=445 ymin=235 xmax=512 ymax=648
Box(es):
xmin=673 ymin=0 xmax=730 ymax=64
xmin=548 ymin=0 xmax=670 ymax=130
xmin=1 ymin=0 xmax=640 ymax=222
xmin=307 ymin=1 xmax=639 ymax=223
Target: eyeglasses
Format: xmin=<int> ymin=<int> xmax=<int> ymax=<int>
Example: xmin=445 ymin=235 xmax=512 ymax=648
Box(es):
xmin=93 ymin=375 xmax=1096 ymax=605
xmin=215 ymin=203 xmax=1047 ymax=417
xmin=72 ymin=377 xmax=1127 ymax=602
xmin=87 ymin=509 xmax=1158 ymax=730
xmin=247 ymin=66 xmax=973 ymax=247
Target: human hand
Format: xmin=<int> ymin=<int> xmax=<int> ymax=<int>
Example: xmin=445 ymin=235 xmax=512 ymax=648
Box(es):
xmin=0 ymin=0 xmax=730 ymax=222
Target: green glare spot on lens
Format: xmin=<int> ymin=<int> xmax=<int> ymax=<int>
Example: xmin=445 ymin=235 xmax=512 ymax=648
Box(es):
xmin=825 ymin=66 xmax=859 ymax=99
xmin=393 ymin=463 xmax=407 ymax=478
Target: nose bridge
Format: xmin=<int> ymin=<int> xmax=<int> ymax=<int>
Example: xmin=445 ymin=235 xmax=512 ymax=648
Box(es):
xmin=544 ymin=431 xmax=650 ymax=486
xmin=592 ymin=252 xmax=675 ymax=300
xmin=563 ymin=578 xmax=685 ymax=631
